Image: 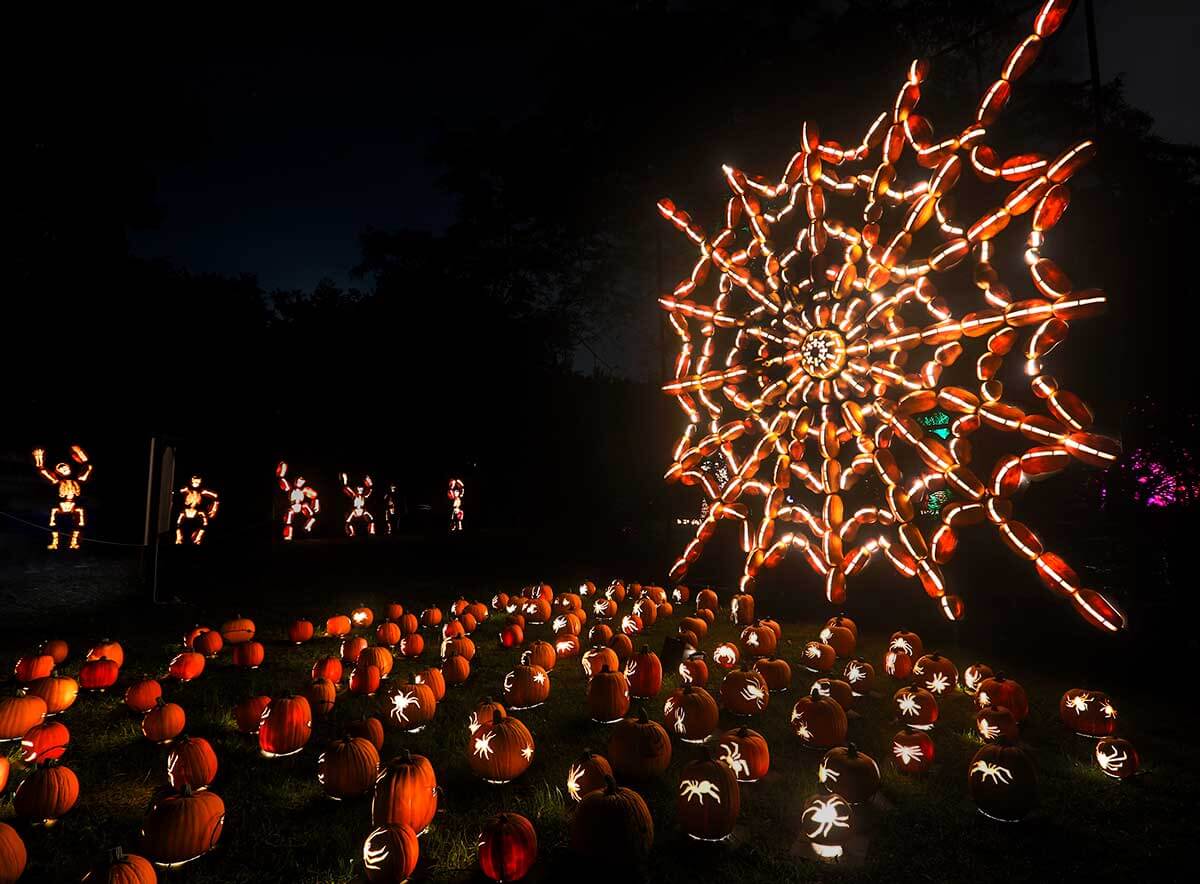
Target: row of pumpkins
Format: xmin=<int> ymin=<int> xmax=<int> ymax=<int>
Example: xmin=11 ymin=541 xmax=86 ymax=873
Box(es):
xmin=0 ymin=583 xmax=1138 ymax=881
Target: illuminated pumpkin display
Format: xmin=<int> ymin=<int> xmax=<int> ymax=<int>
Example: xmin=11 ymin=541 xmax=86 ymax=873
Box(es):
xmin=818 ymin=618 xmax=857 ymax=658
xmin=801 ymin=793 xmax=853 ymax=860
xmin=386 ymin=680 xmax=437 ymax=733
xmin=976 ymin=674 xmax=1029 ymax=723
xmin=502 ymin=654 xmax=550 ymax=710
xmin=142 ymin=699 xmax=186 ymax=744
xmin=258 ymin=696 xmax=311 ymax=758
xmin=318 ymin=735 xmax=379 ymax=800
xmin=570 ymin=776 xmax=654 ymax=865
xmin=892 ymin=727 xmax=935 ymax=775
xmin=677 ymin=752 xmax=740 ymax=841
xmin=968 ymin=742 xmax=1037 ymax=821
xmin=566 ymin=749 xmax=613 ymax=802
xmin=14 ymin=759 xmax=79 ymax=823
xmin=719 ymin=665 xmax=770 ymax=715
xmin=818 ymin=744 xmax=880 ymax=804
xmin=587 ymin=666 xmax=631 ymax=723
xmin=678 ymin=652 xmax=709 ymax=686
xmin=711 ymin=641 xmax=740 ymax=671
xmin=142 ymin=786 xmax=225 ymax=869
xmin=21 ymin=720 xmax=69 ymax=763
xmin=975 ymin=705 xmax=1019 ymax=743
xmin=166 ymin=735 xmax=218 ymax=791
xmin=608 ymin=707 xmax=672 ymax=781
xmin=791 ymin=695 xmax=848 ymax=750
xmin=468 ymin=708 xmax=534 ymax=784
xmin=1059 ymin=689 xmax=1118 ymax=737
xmin=1095 ymin=737 xmax=1139 ymax=780
xmin=372 ymin=750 xmax=438 ymax=834
xmin=962 ymin=663 xmax=994 ymax=695
xmin=882 ymin=648 xmax=915 ymax=681
xmin=478 ymin=813 xmax=538 ymax=883
xmin=893 ymin=685 xmax=938 ymax=730
xmin=626 ymin=646 xmax=663 ymax=699
xmin=656 ymin=0 xmax=1126 ymax=637
xmin=27 ymin=674 xmax=78 ymax=715
xmin=810 ymin=678 xmax=853 ymax=712
xmin=663 ymin=685 xmax=719 ymax=744
xmin=362 ymin=824 xmax=419 ymax=883
xmin=913 ymin=653 xmax=958 ymax=696
xmin=31 ymin=445 xmax=93 ymax=551
xmin=717 ymin=726 xmax=770 ymax=783
xmin=399 ymin=634 xmax=425 ymax=659
xmin=801 ymin=641 xmax=837 ymax=674
xmin=739 ymin=622 xmax=777 ymax=658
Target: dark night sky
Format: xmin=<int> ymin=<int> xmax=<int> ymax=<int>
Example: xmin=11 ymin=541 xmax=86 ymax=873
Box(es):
xmin=122 ymin=0 xmax=1197 ymax=356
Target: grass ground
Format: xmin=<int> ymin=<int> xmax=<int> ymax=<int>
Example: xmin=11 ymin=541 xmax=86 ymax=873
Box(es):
xmin=0 ymin=561 xmax=1189 ymax=883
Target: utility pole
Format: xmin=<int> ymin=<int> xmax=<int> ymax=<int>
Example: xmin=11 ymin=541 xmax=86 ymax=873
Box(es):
xmin=1084 ymin=0 xmax=1103 ymax=132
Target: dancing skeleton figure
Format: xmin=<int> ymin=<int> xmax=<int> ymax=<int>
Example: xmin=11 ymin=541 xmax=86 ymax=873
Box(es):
xmin=340 ymin=473 xmax=375 ymax=537
xmin=32 ymin=446 xmax=93 ymax=550
xmin=175 ymin=475 xmax=219 ymax=545
xmin=276 ymin=461 xmax=319 ymax=541
xmin=447 ymin=478 xmax=465 ymax=532
xmin=383 ymin=483 xmax=400 ymax=535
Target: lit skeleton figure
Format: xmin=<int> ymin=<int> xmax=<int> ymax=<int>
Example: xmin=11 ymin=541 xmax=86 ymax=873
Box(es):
xmin=679 ymin=779 xmax=721 ymax=805
xmin=383 ymin=483 xmax=400 ymax=535
xmin=340 ymin=473 xmax=375 ymax=537
xmin=175 ymin=475 xmax=219 ymax=545
xmin=1095 ymin=742 xmax=1127 ymax=774
xmin=817 ymin=761 xmax=840 ymax=786
xmin=970 ymin=760 xmax=1013 ymax=785
xmin=740 ymin=682 xmax=767 ymax=710
xmin=389 ymin=690 xmax=420 ymax=726
xmin=473 ymin=731 xmax=496 ymax=760
xmin=977 ymin=717 xmax=1001 ymax=741
xmin=447 ymin=477 xmax=465 ymax=532
xmin=720 ymin=742 xmax=750 ymax=779
xmin=924 ymin=673 xmax=950 ymax=695
xmin=802 ymin=796 xmax=851 ymax=840
xmin=892 ymin=741 xmax=924 ymax=766
xmin=897 ymin=691 xmax=922 ymax=718
xmin=276 ymin=461 xmax=319 ymax=541
xmin=32 ymin=446 xmax=93 ymax=551
xmin=1066 ymin=693 xmax=1092 ymax=713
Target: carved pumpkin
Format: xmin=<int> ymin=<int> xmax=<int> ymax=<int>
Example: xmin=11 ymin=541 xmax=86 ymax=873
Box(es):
xmin=166 ymin=735 xmax=218 ymax=790
xmin=39 ymin=639 xmax=69 ymax=665
xmin=672 ymin=585 xmax=690 ymax=604
xmin=809 ymin=678 xmax=853 ymax=712
xmin=588 ymin=667 xmax=631 ymax=724
xmin=739 ymin=622 xmax=777 ymax=658
xmin=233 ymin=696 xmax=271 ymax=735
xmin=81 ymin=657 xmax=121 ymax=690
xmin=570 ymin=776 xmax=654 ymax=865
xmin=680 ymin=616 xmax=708 ymax=642
xmin=968 ymin=742 xmax=1037 ymax=821
xmin=695 ymin=588 xmax=719 ymax=612
xmin=1059 ymin=689 xmax=1118 ymax=737
xmin=386 ymin=680 xmax=437 ymax=733
xmin=385 ymin=602 xmax=405 ymax=621
xmin=312 ymin=656 xmax=343 ymax=684
xmin=420 ymin=607 xmax=443 ymax=629
xmin=372 ymin=750 xmax=437 ymax=833
xmin=824 ymin=613 xmax=858 ymax=639
xmin=399 ymin=633 xmax=425 ymax=659
xmin=587 ymin=624 xmax=612 ymax=646
xmin=13 ymin=653 xmax=54 ymax=684
xmin=192 ymin=630 xmax=223 ymax=658
xmin=287 ymin=619 xmax=314 ymax=644
xmin=468 ymin=708 xmax=534 ymax=784
xmin=663 ymin=685 xmax=719 ymax=744
xmin=961 ymin=663 xmax=993 ymax=694
xmin=882 ymin=647 xmax=914 ymax=680
xmin=81 ymin=846 xmax=155 ymax=883
xmin=220 ymin=616 xmax=255 ymax=644
xmin=608 ymin=707 xmax=672 ymax=781
xmin=893 ymin=685 xmax=938 ymax=730
xmin=913 ymin=653 xmax=958 ymax=696
xmin=142 ymin=785 xmax=225 ymax=868
xmin=678 ymin=652 xmax=709 ymax=687
xmin=566 ymin=749 xmax=613 ymax=802
xmin=360 ymin=647 xmax=394 ymax=679
xmin=317 ymin=735 xmax=379 ymax=800
xmin=351 ymin=606 xmax=375 ymax=628
xmin=891 ymin=727 xmax=934 ymax=774
xmin=21 ymin=720 xmax=69 ymax=763
xmin=477 ymin=812 xmax=537 ymax=883
xmin=753 ymin=657 xmax=791 ymax=693
xmin=801 ymin=792 xmax=853 ymax=859
xmin=503 ymin=655 xmax=550 ymax=710
xmin=168 ymin=652 xmax=205 ymax=683
xmin=87 ymin=640 xmax=125 ymax=668
xmin=303 ymin=678 xmax=337 ymax=717
xmin=350 ymin=663 xmax=382 ymax=697
xmin=729 ymin=593 xmax=754 ymax=626
xmin=442 ymin=619 xmax=466 ymax=642
xmin=342 ymin=636 xmax=369 ymax=666
xmin=801 ymin=641 xmax=837 ymax=674
xmin=888 ymin=629 xmax=923 ymax=659
xmin=326 ymin=615 xmax=352 ymax=638
xmin=976 ymin=674 xmax=1029 ymax=722
xmin=790 ymin=695 xmax=847 ymax=750
xmin=500 ymin=624 xmax=525 ymax=648
xmin=522 ymin=640 xmax=553 ymax=672
xmin=451 ymin=598 xmax=470 ymax=617
xmin=717 ymin=726 xmax=770 ymax=783
xmin=14 ymin=759 xmax=78 ymax=823
xmin=142 ymin=699 xmax=186 ymax=744
xmin=0 ymin=823 xmax=26 ymax=883
xmin=720 ymin=665 xmax=770 ymax=715
xmin=0 ymin=695 xmax=46 ymax=741
xmin=258 ymin=695 xmax=311 ymax=758
xmin=362 ymin=824 xmax=418 ymax=883
xmin=625 ymin=646 xmax=662 ymax=699
xmin=1095 ymin=736 xmax=1139 ymax=780
xmin=413 ymin=667 xmax=446 ymax=701
xmin=712 ymin=642 xmax=740 ymax=671
xmin=468 ymin=697 xmax=507 ymax=735
xmin=346 ymin=716 xmax=386 ymax=752
xmin=975 ymin=705 xmax=1019 ymax=743
xmin=818 ymin=616 xmax=857 ymax=657
xmin=582 ymin=645 xmax=619 ymax=679
xmin=442 ymin=653 xmax=471 ymax=687
xmin=592 ymin=597 xmax=617 ymax=620
xmin=631 ymin=599 xmax=657 ymax=628
xmin=677 ymin=752 xmax=739 ymax=841
xmin=468 ymin=602 xmax=488 ymax=624
xmin=440 ymin=636 xmax=475 ymax=663
xmin=818 ymin=743 xmax=879 ymax=804
xmin=842 ymin=657 xmax=875 ymax=696
xmin=27 ymin=674 xmax=78 ymax=715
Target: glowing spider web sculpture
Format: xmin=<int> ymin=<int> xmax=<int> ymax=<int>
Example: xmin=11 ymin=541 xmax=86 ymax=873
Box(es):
xmin=658 ymin=0 xmax=1125 ymax=631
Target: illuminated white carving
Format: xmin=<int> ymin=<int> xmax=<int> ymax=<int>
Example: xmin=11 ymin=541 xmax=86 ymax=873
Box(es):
xmin=819 ymin=627 xmax=832 ymax=643
xmin=925 ymin=673 xmax=950 ymax=695
xmin=739 ymin=682 xmax=767 ymax=710
xmin=805 ymin=645 xmax=821 ymax=659
xmin=521 ymin=743 xmax=534 ymax=762
xmin=593 ymin=600 xmax=608 ymax=616
xmin=664 ymin=697 xmax=677 ymax=717
xmin=890 ymin=637 xmax=914 ymax=655
xmin=363 ymin=829 xmax=390 ymax=871
xmin=679 ymin=664 xmax=694 ymax=684
xmin=553 ymin=616 xmax=568 ymax=632
xmin=977 ymin=717 xmax=1001 ymax=740
xmin=532 ymin=671 xmax=546 ymax=685
xmin=884 ymin=652 xmax=898 ymax=675
xmin=792 ymin=711 xmax=812 ymax=741
xmin=473 ymin=731 xmax=496 ymax=760
xmin=503 ymin=672 xmax=515 ymax=695
xmin=817 ymin=760 xmax=840 ymax=784
xmin=673 ymin=707 xmax=688 ymax=735
xmin=845 ymin=662 xmax=866 ymax=684
xmin=390 ymin=690 xmax=419 ymax=725
xmin=468 ymin=712 xmax=481 ymax=734
xmin=713 ymin=646 xmax=736 ymax=666
xmin=977 ymin=690 xmax=991 ymax=707
xmin=1066 ymin=692 xmax=1092 ymax=713
xmin=745 ymin=632 xmax=760 ymax=648
xmin=1102 ymin=701 xmax=1117 ymax=720
xmin=621 ymin=615 xmax=638 ymax=634
xmin=802 ymin=796 xmax=850 ymax=839
xmin=679 ymin=779 xmax=721 ymax=805
xmin=625 ymin=659 xmax=638 ymax=679
xmin=892 ymin=741 xmax=924 ymax=766
xmin=969 ymin=760 xmax=1013 ymax=785
xmin=1096 ymin=743 xmax=1127 ymax=774
xmin=555 ymin=639 xmax=574 ymax=654
xmin=897 ymin=692 xmax=922 ymax=717
xmin=567 ymin=763 xmax=585 ymax=800
xmin=964 ymin=668 xmax=983 ymax=690
xmin=719 ymin=741 xmax=750 ymax=778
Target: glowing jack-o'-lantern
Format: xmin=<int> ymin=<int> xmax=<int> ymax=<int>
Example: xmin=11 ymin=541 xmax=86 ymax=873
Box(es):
xmin=717 ymin=726 xmax=770 ymax=783
xmin=467 ymin=709 xmax=534 ymax=784
xmin=810 ymin=678 xmax=853 ymax=712
xmin=892 ymin=727 xmax=935 ymax=775
xmin=819 ymin=617 xmax=857 ymax=658
xmin=969 ymin=742 xmax=1037 ymax=821
xmin=386 ymin=681 xmax=436 ymax=733
xmin=626 ymin=646 xmax=663 ymax=699
xmin=677 ymin=752 xmax=740 ymax=841
xmin=754 ymin=657 xmax=792 ymax=693
xmin=801 ymin=792 xmax=853 ymax=860
xmin=582 ymin=645 xmax=620 ymax=680
xmin=975 ymin=705 xmax=1019 ymax=743
xmin=976 ymin=674 xmax=1029 ymax=722
xmin=894 ymin=686 xmax=938 ymax=730
xmin=882 ymin=648 xmax=915 ymax=681
xmin=889 ymin=630 xmax=924 ymax=660
xmin=842 ymin=657 xmax=875 ymax=697
xmin=961 ymin=663 xmax=993 ymax=695
xmin=801 ymin=641 xmax=837 ymax=674
xmin=503 ymin=654 xmax=550 ymax=710
xmin=362 ymin=824 xmax=419 ymax=884
xmin=609 ymin=707 xmax=672 ymax=781
xmin=566 ymin=749 xmax=613 ymax=802
xmin=913 ymin=653 xmax=958 ymax=696
xmin=791 ymin=695 xmax=848 ymax=750
xmin=663 ymin=685 xmax=719 ymax=744
xmin=818 ymin=743 xmax=880 ymax=805
xmin=1094 ymin=737 xmax=1139 ymax=780
xmin=678 ymin=652 xmax=709 ymax=687
xmin=372 ymin=750 xmax=437 ymax=834
xmin=712 ymin=642 xmax=740 ymax=670
xmin=739 ymin=622 xmax=777 ymax=658
xmin=258 ymin=696 xmax=311 ymax=758
xmin=719 ymin=666 xmax=770 ymax=716
xmin=478 ymin=812 xmax=538 ymax=883
xmin=1059 ymin=689 xmax=1118 ymax=737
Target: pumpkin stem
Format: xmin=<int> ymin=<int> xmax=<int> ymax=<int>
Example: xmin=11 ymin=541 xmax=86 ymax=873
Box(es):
xmin=640 ymin=645 xmax=650 ymax=654
xmin=603 ymin=774 xmax=618 ymax=794
xmin=847 ymin=742 xmax=858 ymax=756
xmin=154 ymin=696 xmax=166 ymax=708
xmin=637 ymin=707 xmax=649 ymax=724
xmin=107 ymin=847 xmax=126 ymax=863
xmin=737 ymin=726 xmax=749 ymax=737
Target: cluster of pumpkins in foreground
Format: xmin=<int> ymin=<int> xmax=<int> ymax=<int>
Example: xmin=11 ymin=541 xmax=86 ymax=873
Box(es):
xmin=0 ymin=583 xmax=1139 ymax=882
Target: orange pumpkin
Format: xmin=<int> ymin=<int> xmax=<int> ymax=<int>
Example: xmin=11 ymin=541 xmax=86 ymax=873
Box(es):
xmin=587 ymin=624 xmax=613 ymax=646
xmin=810 ymin=678 xmax=854 ymax=712
xmin=800 ymin=641 xmax=837 ymax=674
xmin=287 ymin=618 xmax=315 ymax=644
xmin=1059 ymin=688 xmax=1118 ymax=737
xmin=503 ymin=655 xmax=550 ymax=710
xmin=385 ymin=680 xmax=437 ymax=733
xmin=695 ymin=588 xmax=719 ymax=612
xmin=526 ymin=640 xmax=556 ymax=672
xmin=440 ymin=636 xmax=475 ymax=662
xmin=467 ymin=708 xmax=534 ymax=783
xmin=341 ymin=636 xmax=369 ymax=666
xmin=375 ymin=621 xmax=402 ymax=648
xmin=413 ymin=667 xmax=446 ymax=701
xmin=346 ymin=716 xmax=386 ymax=752
xmin=362 ymin=824 xmax=418 ymax=883
xmin=14 ymin=759 xmax=79 ymax=823
xmin=360 ymin=646 xmax=394 ymax=679
xmin=192 ymin=630 xmax=223 ymax=658
xmin=234 ymin=696 xmax=271 ymax=735
xmin=968 ymin=742 xmax=1037 ymax=821
xmin=371 ymin=750 xmax=437 ymax=833
xmin=818 ymin=743 xmax=880 ymax=804
xmin=582 ymin=646 xmax=619 ymax=679
xmin=326 ymin=615 xmax=352 ymax=638
xmin=168 ymin=652 xmax=205 ymax=682
xmin=739 ymin=622 xmax=777 ymax=657
xmin=570 ymin=776 xmax=653 ymax=864
xmin=753 ymin=657 xmax=792 ymax=693
xmin=717 ymin=726 xmax=770 ymax=782
xmin=478 ymin=812 xmax=538 ymax=883
xmin=142 ymin=786 xmax=225 ymax=868
xmin=317 ymin=735 xmax=379 ymax=800
xmin=399 ymin=613 xmax=420 ymax=635
xmin=27 ymin=674 xmax=79 ymax=715
xmin=678 ymin=652 xmax=709 ymax=687
xmin=842 ymin=657 xmax=875 ymax=696
xmin=976 ymin=674 xmax=1029 ymax=722
xmin=385 ymin=602 xmax=405 ymax=621
xmin=712 ymin=642 xmax=740 ymax=670
xmin=790 ymin=694 xmax=847 ymax=750
xmin=220 ymin=616 xmax=256 ymax=644
xmin=12 ymin=653 xmax=54 ymax=684
xmin=303 ymin=678 xmax=338 ymax=717
xmin=730 ymin=593 xmax=755 ymax=626
xmin=312 ymin=656 xmax=343 ymax=684
xmin=351 ymin=606 xmax=375 ymax=628
xmin=892 ymin=727 xmax=935 ymax=774
xmin=663 ymin=685 xmax=719 ymax=744
xmin=961 ymin=662 xmax=994 ymax=694
xmin=913 ymin=652 xmax=959 ymax=696
xmin=399 ymin=633 xmax=425 ymax=659
xmin=420 ymin=607 xmax=443 ymax=628
xmin=626 ymin=646 xmax=662 ymax=699
xmin=608 ymin=707 xmax=672 ymax=781
xmin=676 ymin=752 xmax=739 ymax=841
xmin=232 ymin=641 xmax=265 ymax=669
xmin=719 ymin=666 xmax=770 ymax=715
xmin=0 ymin=695 xmax=48 ymax=740
xmin=818 ymin=616 xmax=857 ymax=657
xmin=0 ymin=823 xmax=20 ymax=881
xmin=468 ymin=697 xmax=506 ymax=736
xmin=142 ymin=699 xmax=186 ymax=744
xmin=258 ymin=696 xmax=312 ymax=758
xmin=87 ymin=639 xmax=125 ymax=667
xmin=167 ymin=735 xmax=218 ymax=790
xmin=39 ymin=639 xmax=69 ymax=665
xmin=21 ymin=720 xmax=69 ymax=763
xmin=80 ymin=657 xmax=121 ymax=690
xmin=500 ymin=624 xmax=525 ymax=648
xmin=587 ymin=667 xmax=631 ymax=723
xmin=350 ymin=663 xmax=382 ymax=697
xmin=442 ymin=653 xmax=471 ymax=686
xmin=80 ymin=847 xmax=155 ymax=883
xmin=565 ymin=749 xmax=612 ymax=802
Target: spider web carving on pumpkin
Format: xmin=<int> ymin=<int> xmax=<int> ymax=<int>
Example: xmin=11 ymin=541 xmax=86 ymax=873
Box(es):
xmin=658 ymin=0 xmax=1125 ymax=632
